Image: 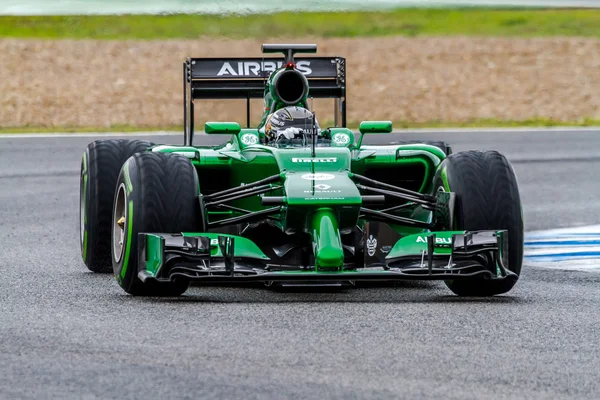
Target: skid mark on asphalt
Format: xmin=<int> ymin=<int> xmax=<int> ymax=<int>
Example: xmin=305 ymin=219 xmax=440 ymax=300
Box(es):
xmin=525 ymin=225 xmax=600 ymax=271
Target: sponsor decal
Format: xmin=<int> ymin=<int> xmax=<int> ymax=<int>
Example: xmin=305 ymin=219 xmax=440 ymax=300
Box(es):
xmin=295 ymin=62 xmax=313 ymax=75
xmin=304 ymin=197 xmax=345 ymax=200
xmin=292 ymin=158 xmax=337 ymax=163
xmin=279 ymin=128 xmax=319 ymax=135
xmin=303 ymin=184 xmax=341 ymax=194
xmin=332 ymin=133 xmax=350 ymax=145
xmin=366 ymin=235 xmax=377 ymax=256
xmin=217 ymin=60 xmax=313 ymax=77
xmin=301 ymin=173 xmax=335 ymax=181
xmin=210 ymin=238 xmax=219 ymax=246
xmin=280 ymin=109 xmax=294 ymax=121
xmin=416 ymin=236 xmax=453 ymax=244
xmin=240 ymin=133 xmax=258 ymax=145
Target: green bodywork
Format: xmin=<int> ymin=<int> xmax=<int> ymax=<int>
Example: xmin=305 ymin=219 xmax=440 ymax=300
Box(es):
xmin=148 ymin=123 xmax=448 ymax=273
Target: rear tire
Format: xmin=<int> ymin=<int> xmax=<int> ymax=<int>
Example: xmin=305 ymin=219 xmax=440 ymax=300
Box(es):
xmin=433 ymin=150 xmax=523 ymax=296
xmin=112 ymin=152 xmax=201 ymax=296
xmin=80 ymin=140 xmax=153 ymax=273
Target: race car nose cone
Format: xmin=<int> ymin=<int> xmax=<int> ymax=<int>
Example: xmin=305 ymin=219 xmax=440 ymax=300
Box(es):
xmin=311 ymin=208 xmax=344 ymax=270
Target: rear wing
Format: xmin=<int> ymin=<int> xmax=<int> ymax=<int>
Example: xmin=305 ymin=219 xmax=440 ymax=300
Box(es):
xmin=183 ymin=56 xmax=346 ymax=145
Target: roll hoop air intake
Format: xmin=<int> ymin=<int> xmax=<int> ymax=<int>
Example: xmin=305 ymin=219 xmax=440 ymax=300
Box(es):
xmin=270 ymin=68 xmax=309 ymax=105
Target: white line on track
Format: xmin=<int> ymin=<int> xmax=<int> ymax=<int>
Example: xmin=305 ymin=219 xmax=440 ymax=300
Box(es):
xmin=381 ymin=126 xmax=600 ymax=134
xmin=0 ymin=131 xmax=181 ymax=139
xmin=1 ymin=126 xmax=600 ymax=139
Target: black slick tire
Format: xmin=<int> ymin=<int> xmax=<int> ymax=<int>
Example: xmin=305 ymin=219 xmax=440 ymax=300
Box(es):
xmin=80 ymin=139 xmax=154 ymax=273
xmin=112 ymin=152 xmax=201 ymax=296
xmin=433 ymin=150 xmax=523 ymax=296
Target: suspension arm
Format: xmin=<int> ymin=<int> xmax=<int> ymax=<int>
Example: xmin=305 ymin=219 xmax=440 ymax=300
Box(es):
xmin=207 ymin=206 xmax=282 ymax=228
xmin=203 ymin=174 xmax=281 ymax=201
xmin=205 ymin=185 xmax=282 ymax=207
xmin=355 ymin=184 xmax=436 ymax=210
xmin=360 ymin=208 xmax=435 ymax=229
xmin=351 ymin=173 xmax=436 ymax=202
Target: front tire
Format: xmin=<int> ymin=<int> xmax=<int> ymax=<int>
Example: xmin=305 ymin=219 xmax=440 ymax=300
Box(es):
xmin=112 ymin=152 xmax=201 ymax=296
xmin=80 ymin=139 xmax=154 ymax=273
xmin=433 ymin=150 xmax=523 ymax=296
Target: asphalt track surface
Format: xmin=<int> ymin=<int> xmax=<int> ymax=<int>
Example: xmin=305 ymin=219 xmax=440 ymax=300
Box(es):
xmin=1 ymin=129 xmax=600 ymax=399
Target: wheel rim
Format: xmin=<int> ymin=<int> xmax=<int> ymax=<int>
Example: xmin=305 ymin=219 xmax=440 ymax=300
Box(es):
xmin=113 ymin=183 xmax=127 ymax=263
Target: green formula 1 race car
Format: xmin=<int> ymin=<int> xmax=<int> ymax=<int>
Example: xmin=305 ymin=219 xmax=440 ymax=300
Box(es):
xmin=80 ymin=44 xmax=523 ymax=297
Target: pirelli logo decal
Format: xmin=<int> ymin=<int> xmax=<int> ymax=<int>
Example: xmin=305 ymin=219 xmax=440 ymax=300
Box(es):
xmin=292 ymin=158 xmax=337 ymax=163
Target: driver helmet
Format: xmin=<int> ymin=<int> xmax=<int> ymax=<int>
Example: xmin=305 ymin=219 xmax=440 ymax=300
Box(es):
xmin=264 ymin=106 xmax=320 ymax=144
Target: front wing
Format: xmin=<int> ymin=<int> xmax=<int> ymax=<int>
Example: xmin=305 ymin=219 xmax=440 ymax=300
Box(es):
xmin=137 ymin=230 xmax=516 ymax=284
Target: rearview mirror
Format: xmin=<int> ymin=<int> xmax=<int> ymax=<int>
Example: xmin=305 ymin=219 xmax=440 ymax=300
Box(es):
xmin=359 ymin=121 xmax=393 ymax=134
xmin=205 ymin=122 xmax=241 ymax=134
xmin=357 ymin=121 xmax=393 ymax=148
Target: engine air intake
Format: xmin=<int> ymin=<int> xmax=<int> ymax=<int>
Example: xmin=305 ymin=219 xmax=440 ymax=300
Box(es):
xmin=272 ymin=69 xmax=309 ymax=105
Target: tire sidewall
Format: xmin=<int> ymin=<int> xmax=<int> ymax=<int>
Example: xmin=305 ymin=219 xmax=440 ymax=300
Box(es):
xmin=112 ymin=157 xmax=142 ymax=294
xmin=80 ymin=148 xmax=90 ymax=263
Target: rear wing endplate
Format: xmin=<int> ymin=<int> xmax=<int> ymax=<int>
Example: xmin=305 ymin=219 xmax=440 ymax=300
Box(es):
xmin=183 ymin=56 xmax=346 ymax=145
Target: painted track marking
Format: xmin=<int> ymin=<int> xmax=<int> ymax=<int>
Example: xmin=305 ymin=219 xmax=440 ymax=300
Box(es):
xmin=525 ymin=225 xmax=600 ymax=270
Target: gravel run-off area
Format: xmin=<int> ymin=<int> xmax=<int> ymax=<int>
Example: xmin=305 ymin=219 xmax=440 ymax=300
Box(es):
xmin=1 ymin=36 xmax=599 ymax=128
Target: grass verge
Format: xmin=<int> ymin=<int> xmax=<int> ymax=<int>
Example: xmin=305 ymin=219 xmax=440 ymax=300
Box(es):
xmin=2 ymin=118 xmax=599 ymax=134
xmin=1 ymin=9 xmax=600 ymax=40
